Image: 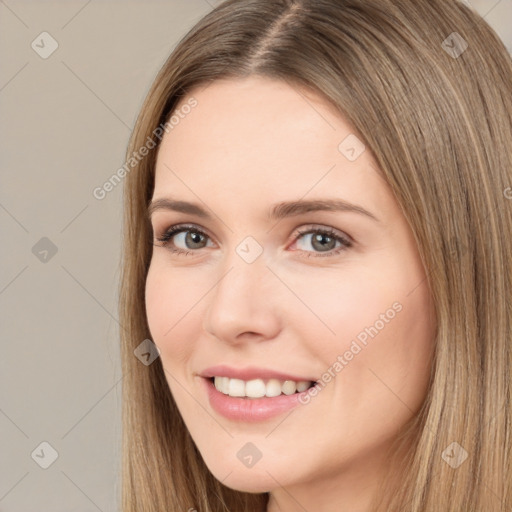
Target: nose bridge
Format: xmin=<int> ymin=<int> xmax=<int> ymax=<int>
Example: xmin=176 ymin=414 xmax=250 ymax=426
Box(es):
xmin=213 ymin=233 xmax=272 ymax=304
xmin=212 ymin=247 xmax=269 ymax=315
xmin=202 ymin=244 xmax=281 ymax=341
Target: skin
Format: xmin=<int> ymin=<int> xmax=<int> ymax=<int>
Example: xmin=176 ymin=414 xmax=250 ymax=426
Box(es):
xmin=145 ymin=76 xmax=437 ymax=512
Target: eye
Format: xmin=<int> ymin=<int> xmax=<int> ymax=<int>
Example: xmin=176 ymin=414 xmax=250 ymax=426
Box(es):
xmin=153 ymin=223 xmax=352 ymax=257
xmin=154 ymin=224 xmax=213 ymax=256
xmin=290 ymin=226 xmax=352 ymax=258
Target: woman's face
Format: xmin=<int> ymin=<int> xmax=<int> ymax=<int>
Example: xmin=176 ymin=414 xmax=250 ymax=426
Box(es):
xmin=145 ymin=76 xmax=436 ymax=509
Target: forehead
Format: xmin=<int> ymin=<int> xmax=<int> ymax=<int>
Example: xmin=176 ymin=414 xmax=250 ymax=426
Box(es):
xmin=153 ymin=76 xmax=393 ymax=222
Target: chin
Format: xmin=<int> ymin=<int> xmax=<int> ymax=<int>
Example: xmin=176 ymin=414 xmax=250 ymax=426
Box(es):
xmin=207 ymin=464 xmax=276 ymax=493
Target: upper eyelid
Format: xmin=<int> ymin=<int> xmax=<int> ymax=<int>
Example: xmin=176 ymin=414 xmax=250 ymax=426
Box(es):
xmin=155 ymin=222 xmax=213 ymax=240
xmin=154 ymin=222 xmax=352 ymax=246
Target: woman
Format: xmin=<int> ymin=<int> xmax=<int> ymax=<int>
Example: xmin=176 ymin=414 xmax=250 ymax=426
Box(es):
xmin=119 ymin=0 xmax=512 ymax=510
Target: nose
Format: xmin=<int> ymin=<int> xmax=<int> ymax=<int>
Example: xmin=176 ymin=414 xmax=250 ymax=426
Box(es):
xmin=202 ymin=252 xmax=282 ymax=345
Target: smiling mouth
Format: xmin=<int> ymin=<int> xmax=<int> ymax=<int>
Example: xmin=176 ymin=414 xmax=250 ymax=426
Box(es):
xmin=209 ymin=376 xmax=316 ymax=399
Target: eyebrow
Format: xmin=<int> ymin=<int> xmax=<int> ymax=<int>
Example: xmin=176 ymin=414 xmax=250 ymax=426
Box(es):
xmin=148 ymin=197 xmax=379 ymax=223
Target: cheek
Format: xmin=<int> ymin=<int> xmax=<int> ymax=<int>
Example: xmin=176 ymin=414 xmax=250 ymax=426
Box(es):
xmin=292 ymin=253 xmax=435 ymax=408
xmin=355 ymin=284 xmax=433 ymax=416
xmin=285 ymin=263 xmax=410 ymax=358
xmin=145 ymin=261 xmax=204 ymax=365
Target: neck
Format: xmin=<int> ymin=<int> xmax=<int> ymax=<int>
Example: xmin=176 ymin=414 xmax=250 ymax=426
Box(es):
xmin=266 ymin=434 xmax=412 ymax=512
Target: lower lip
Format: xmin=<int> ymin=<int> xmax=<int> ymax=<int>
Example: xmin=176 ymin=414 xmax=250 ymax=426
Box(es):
xmin=202 ymin=377 xmax=310 ymax=422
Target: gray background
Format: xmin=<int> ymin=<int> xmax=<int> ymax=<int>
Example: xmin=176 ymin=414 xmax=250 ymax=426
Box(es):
xmin=1 ymin=1 xmax=510 ymax=510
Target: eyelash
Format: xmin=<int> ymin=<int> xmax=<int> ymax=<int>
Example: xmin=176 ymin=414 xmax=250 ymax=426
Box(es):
xmin=154 ymin=223 xmax=353 ymax=258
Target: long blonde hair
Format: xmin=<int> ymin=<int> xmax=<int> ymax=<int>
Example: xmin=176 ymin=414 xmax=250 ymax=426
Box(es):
xmin=119 ymin=1 xmax=512 ymax=510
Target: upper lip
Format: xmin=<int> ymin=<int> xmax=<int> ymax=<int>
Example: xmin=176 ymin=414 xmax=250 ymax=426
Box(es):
xmin=199 ymin=365 xmax=317 ymax=383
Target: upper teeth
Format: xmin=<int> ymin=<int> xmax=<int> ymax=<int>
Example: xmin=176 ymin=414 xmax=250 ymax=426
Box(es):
xmin=213 ymin=376 xmax=312 ymax=398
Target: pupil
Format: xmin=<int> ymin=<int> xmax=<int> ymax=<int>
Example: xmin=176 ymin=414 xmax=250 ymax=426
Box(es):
xmin=313 ymin=233 xmax=334 ymax=251
xmin=188 ymin=232 xmax=204 ymax=247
